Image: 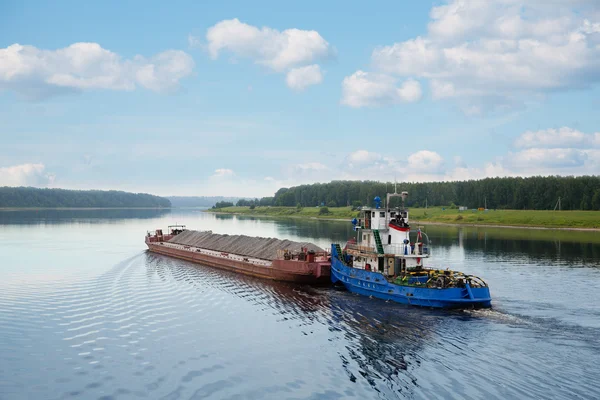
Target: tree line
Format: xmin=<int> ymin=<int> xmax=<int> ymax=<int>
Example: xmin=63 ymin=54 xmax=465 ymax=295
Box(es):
xmin=260 ymin=176 xmax=600 ymax=210
xmin=213 ymin=197 xmax=276 ymax=209
xmin=169 ymin=196 xmax=242 ymax=208
xmin=235 ymin=198 xmax=275 ymax=207
xmin=0 ymin=187 xmax=171 ymax=208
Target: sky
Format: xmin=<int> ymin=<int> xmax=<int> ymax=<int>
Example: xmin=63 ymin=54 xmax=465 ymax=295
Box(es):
xmin=1 ymin=0 xmax=599 ymax=197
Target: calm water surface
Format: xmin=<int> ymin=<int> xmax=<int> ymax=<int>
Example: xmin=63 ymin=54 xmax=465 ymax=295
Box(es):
xmin=1 ymin=209 xmax=599 ymax=399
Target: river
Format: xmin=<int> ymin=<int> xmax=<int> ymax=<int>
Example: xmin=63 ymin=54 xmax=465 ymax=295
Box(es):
xmin=1 ymin=209 xmax=599 ymax=399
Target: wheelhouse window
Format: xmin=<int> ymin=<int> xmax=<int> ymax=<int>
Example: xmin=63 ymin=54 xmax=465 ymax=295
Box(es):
xmin=372 ymin=212 xmax=375 ymax=217
xmin=380 ymin=212 xmax=385 ymax=217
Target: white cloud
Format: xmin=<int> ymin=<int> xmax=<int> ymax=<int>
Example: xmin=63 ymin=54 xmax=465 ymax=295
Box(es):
xmin=294 ymin=162 xmax=327 ymax=171
xmin=316 ymin=126 xmax=600 ymax=184
xmin=514 ymin=127 xmax=600 ymax=148
xmin=204 ymin=18 xmax=331 ymax=90
xmin=348 ymin=150 xmax=382 ymax=164
xmin=339 ymin=149 xmax=508 ymax=183
xmin=507 ymin=148 xmax=588 ymax=169
xmin=163 ymin=125 xmax=600 ymax=196
xmin=211 ymin=168 xmax=235 ymax=178
xmin=363 ymin=1 xmax=600 ymax=112
xmin=345 ymin=150 xmax=399 ymax=173
xmin=341 ymin=71 xmax=422 ymax=107
xmin=407 ymin=150 xmax=444 ymax=173
xmin=206 ymin=18 xmax=332 ymax=72
xmin=0 ymin=43 xmax=194 ymax=100
xmin=453 ymin=126 xmax=600 ymax=177
xmin=398 ymin=79 xmax=423 ymax=103
xmin=0 ymin=163 xmax=53 ymax=186
xmin=430 ymin=79 xmax=456 ymax=99
xmin=446 ymin=162 xmax=512 ymax=181
xmin=286 ymin=64 xmax=323 ymax=91
xmin=582 ymin=19 xmax=600 ymax=34
xmin=134 ymin=50 xmax=195 ymax=92
xmin=503 ymin=126 xmax=600 ymax=173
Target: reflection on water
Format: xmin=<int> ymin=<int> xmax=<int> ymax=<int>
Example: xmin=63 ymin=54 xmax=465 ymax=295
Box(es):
xmin=423 ymin=224 xmax=600 ymax=263
xmin=1 ymin=209 xmax=599 ymax=399
xmin=0 ymin=208 xmax=171 ymax=224
xmin=214 ymin=213 xmax=235 ymax=220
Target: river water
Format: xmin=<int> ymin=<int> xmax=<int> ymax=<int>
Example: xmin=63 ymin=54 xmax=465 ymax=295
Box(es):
xmin=1 ymin=209 xmax=599 ymax=400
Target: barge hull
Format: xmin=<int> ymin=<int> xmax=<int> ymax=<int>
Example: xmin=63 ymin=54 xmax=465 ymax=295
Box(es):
xmin=147 ymin=242 xmax=330 ymax=284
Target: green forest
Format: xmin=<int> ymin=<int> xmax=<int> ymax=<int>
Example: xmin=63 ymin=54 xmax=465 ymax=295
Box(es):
xmin=168 ymin=196 xmax=242 ymax=208
xmin=0 ymin=187 xmax=171 ymax=208
xmin=266 ymin=176 xmax=600 ymax=210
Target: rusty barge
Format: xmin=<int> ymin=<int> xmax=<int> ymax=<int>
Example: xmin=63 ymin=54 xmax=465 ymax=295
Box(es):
xmin=145 ymin=225 xmax=331 ymax=284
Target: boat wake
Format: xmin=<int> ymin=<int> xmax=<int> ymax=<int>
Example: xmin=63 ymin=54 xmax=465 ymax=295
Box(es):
xmin=461 ymin=307 xmax=532 ymax=325
xmin=3 ymin=251 xmax=599 ymax=400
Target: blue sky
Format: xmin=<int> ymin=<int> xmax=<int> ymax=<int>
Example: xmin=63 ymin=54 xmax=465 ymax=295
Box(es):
xmin=1 ymin=0 xmax=599 ymax=197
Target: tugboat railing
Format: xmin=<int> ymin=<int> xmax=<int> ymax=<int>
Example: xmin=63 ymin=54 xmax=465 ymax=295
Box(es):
xmin=383 ymin=244 xmax=409 ymax=255
xmin=346 ymin=244 xmax=378 ymax=254
xmin=345 ymin=243 xmax=431 ymax=257
xmin=382 ymin=244 xmax=431 ymax=256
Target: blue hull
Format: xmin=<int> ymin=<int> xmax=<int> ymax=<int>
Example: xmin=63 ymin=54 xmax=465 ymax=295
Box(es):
xmin=330 ymin=257 xmax=491 ymax=309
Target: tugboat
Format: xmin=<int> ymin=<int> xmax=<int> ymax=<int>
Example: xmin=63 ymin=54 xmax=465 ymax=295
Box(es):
xmin=330 ymin=191 xmax=491 ymax=308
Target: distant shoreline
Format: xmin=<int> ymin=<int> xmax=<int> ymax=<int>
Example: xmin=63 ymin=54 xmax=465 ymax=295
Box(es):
xmin=206 ymin=207 xmax=600 ymax=232
xmin=411 ymin=220 xmax=600 ymax=232
xmin=0 ymin=207 xmax=171 ymax=211
xmin=3 ymin=206 xmax=598 ymax=232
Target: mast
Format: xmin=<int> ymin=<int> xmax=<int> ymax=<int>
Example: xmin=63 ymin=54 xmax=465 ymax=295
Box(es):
xmin=386 ymin=185 xmax=407 ymax=210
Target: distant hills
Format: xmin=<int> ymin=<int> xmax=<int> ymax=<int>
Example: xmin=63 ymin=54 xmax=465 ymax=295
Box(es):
xmin=0 ymin=187 xmax=171 ymax=208
xmin=168 ymin=196 xmax=243 ymax=208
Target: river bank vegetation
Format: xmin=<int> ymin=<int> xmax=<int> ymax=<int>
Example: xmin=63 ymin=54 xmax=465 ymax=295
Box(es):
xmin=208 ymin=205 xmax=600 ymax=229
xmin=238 ymin=176 xmax=600 ymax=211
xmin=169 ymin=196 xmax=241 ymax=208
xmin=0 ymin=187 xmax=171 ymax=208
xmin=211 ymin=206 xmax=359 ymax=220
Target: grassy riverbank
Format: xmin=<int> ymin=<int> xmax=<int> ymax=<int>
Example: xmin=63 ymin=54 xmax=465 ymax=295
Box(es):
xmin=409 ymin=207 xmax=600 ymax=229
xmin=208 ymin=206 xmax=600 ymax=229
xmin=210 ymin=206 xmax=359 ymax=219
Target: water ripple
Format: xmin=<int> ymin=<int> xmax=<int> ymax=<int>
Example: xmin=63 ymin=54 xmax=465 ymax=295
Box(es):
xmin=1 ymin=237 xmax=600 ymax=399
